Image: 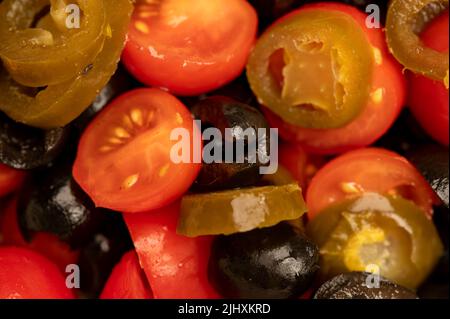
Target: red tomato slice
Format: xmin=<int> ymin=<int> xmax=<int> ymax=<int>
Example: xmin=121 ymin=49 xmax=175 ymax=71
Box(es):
xmin=73 ymin=88 xmax=201 ymax=213
xmin=100 ymin=250 xmax=153 ymax=299
xmin=124 ymin=201 xmax=220 ymax=299
xmin=0 ymin=198 xmax=79 ymax=274
xmin=306 ymin=148 xmax=437 ymax=220
xmin=122 ymin=0 xmax=258 ymax=96
xmin=263 ymin=3 xmax=406 ymax=154
xmin=0 ymin=247 xmax=75 ymax=299
xmin=279 ymin=143 xmax=325 ymax=191
xmin=0 ymin=163 xmax=25 ymax=197
xmin=409 ymin=10 xmax=449 ymax=146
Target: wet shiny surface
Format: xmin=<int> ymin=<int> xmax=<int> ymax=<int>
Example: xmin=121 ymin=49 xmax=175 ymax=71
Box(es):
xmin=209 ymin=223 xmax=319 ymax=298
xmin=17 ymin=158 xmax=107 ymax=247
xmin=191 ymin=96 xmax=270 ymax=191
xmin=314 ymin=272 xmax=418 ymax=299
xmin=0 ymin=111 xmax=69 ymax=169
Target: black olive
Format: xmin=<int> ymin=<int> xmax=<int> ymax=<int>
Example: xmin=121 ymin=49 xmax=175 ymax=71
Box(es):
xmin=17 ymin=158 xmax=107 ymax=248
xmin=191 ymin=96 xmax=271 ymax=192
xmin=209 ymin=223 xmax=319 ymax=299
xmin=314 ymin=272 xmax=418 ymax=299
xmin=0 ymin=112 xmax=70 ymax=170
xmin=78 ymin=212 xmax=133 ymax=298
xmin=407 ymin=145 xmax=449 ymax=207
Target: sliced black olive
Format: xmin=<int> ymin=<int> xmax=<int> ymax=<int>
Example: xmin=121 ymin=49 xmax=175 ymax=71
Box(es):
xmin=78 ymin=212 xmax=133 ymax=298
xmin=209 ymin=223 xmax=319 ymax=299
xmin=407 ymin=145 xmax=449 ymax=207
xmin=17 ymin=158 xmax=107 ymax=248
xmin=314 ymin=272 xmax=418 ymax=299
xmin=191 ymin=96 xmax=271 ymax=192
xmin=0 ymin=111 xmax=69 ymax=169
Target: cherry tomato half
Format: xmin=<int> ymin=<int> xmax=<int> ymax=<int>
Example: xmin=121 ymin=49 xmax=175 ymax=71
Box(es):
xmin=306 ymin=148 xmax=437 ymax=220
xmin=124 ymin=201 xmax=220 ymax=299
xmin=0 ymin=247 xmax=75 ymax=299
xmin=100 ymin=250 xmax=153 ymax=299
xmin=122 ymin=0 xmax=258 ymax=96
xmin=73 ymin=88 xmax=201 ymax=213
xmin=0 ymin=163 xmax=25 ymax=197
xmin=259 ymin=3 xmax=406 ymax=154
xmin=0 ymin=198 xmax=79 ymax=273
xmin=409 ymin=9 xmax=449 ymax=146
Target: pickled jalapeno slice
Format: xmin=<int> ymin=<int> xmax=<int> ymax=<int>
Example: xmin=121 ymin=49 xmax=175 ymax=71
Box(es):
xmin=306 ymin=193 xmax=444 ymax=290
xmin=0 ymin=0 xmax=133 ymax=129
xmin=0 ymin=0 xmax=107 ymax=87
xmin=386 ymin=0 xmax=449 ymax=85
xmin=247 ymin=8 xmax=374 ymax=129
xmin=177 ymin=184 xmax=307 ymax=237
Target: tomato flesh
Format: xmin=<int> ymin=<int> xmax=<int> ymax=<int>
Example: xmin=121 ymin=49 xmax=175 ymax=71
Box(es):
xmin=124 ymin=201 xmax=220 ymax=299
xmin=100 ymin=250 xmax=153 ymax=299
xmin=73 ymin=88 xmax=201 ymax=213
xmin=122 ymin=0 xmax=258 ymax=96
xmin=0 ymin=247 xmax=75 ymax=299
xmin=306 ymin=148 xmax=437 ymax=219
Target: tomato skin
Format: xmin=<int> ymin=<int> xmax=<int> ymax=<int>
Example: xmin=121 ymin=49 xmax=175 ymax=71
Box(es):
xmin=306 ymin=148 xmax=437 ymax=220
xmin=278 ymin=143 xmax=324 ymax=191
xmin=0 ymin=198 xmax=79 ymax=274
xmin=408 ymin=10 xmax=449 ymax=146
xmin=0 ymin=247 xmax=75 ymax=299
xmin=0 ymin=164 xmax=25 ymax=197
xmin=122 ymin=0 xmax=258 ymax=96
xmin=100 ymin=250 xmax=153 ymax=299
xmin=263 ymin=3 xmax=406 ymax=154
xmin=124 ymin=202 xmax=220 ymax=299
xmin=73 ymin=88 xmax=201 ymax=213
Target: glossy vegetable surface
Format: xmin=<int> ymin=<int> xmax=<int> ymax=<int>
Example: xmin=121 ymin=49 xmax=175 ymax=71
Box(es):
xmin=178 ymin=184 xmax=306 ymax=237
xmin=209 ymin=222 xmax=319 ymax=299
xmin=307 ymin=193 xmax=443 ymax=289
xmin=122 ymin=0 xmax=257 ymax=96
